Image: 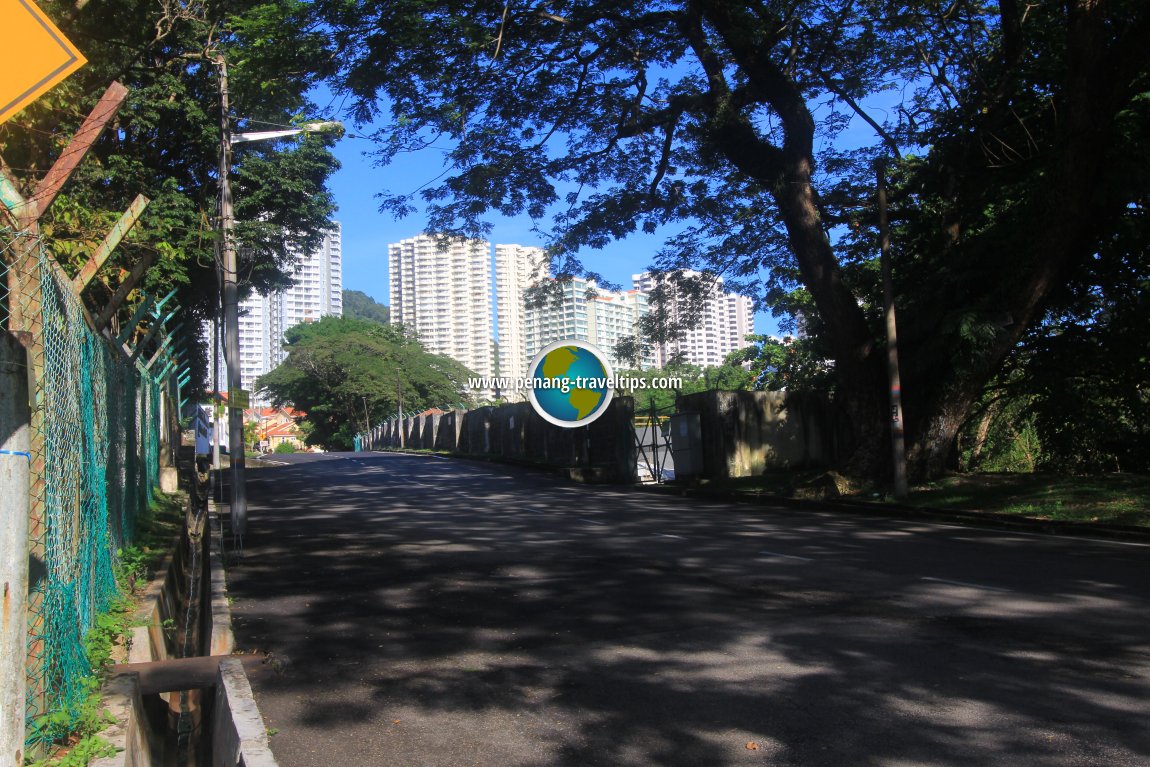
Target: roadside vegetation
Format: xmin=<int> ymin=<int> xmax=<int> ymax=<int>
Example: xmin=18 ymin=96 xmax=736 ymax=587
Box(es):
xmin=26 ymin=492 xmax=184 ymax=767
xmin=905 ymin=473 xmax=1150 ymax=527
xmin=257 ymin=317 xmax=478 ymax=450
xmin=708 ymin=471 xmax=1149 ymax=529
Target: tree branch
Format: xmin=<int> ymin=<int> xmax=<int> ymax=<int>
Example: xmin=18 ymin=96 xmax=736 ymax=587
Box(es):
xmin=648 ymin=115 xmax=678 ymax=198
xmin=819 ymin=72 xmax=901 ymax=159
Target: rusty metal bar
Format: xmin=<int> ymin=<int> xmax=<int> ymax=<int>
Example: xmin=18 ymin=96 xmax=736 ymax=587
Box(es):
xmin=144 ymin=334 xmax=173 ymax=371
xmin=129 ymin=305 xmax=176 ymax=362
xmin=30 ymin=82 xmax=128 ymax=218
xmin=151 ymin=286 xmax=178 ymax=315
xmin=0 ymin=164 xmax=25 ymax=228
xmin=109 ymin=655 xmax=267 ymax=696
xmin=116 ymin=293 xmax=154 ymax=345
xmin=70 ymin=194 xmax=149 ymax=292
xmin=156 ymin=358 xmax=176 ymax=381
xmin=95 ymin=251 xmax=154 ymax=331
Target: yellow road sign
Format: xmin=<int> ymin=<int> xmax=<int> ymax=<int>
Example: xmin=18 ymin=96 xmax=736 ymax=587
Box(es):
xmin=0 ymin=0 xmax=87 ymax=125
xmin=229 ymin=389 xmax=250 ymax=409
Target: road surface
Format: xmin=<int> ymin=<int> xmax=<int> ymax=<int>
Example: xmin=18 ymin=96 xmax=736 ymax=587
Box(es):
xmin=227 ymin=452 xmax=1150 ymax=766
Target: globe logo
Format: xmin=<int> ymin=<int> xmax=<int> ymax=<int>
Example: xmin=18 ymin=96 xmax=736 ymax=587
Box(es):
xmin=527 ymin=340 xmax=615 ymax=428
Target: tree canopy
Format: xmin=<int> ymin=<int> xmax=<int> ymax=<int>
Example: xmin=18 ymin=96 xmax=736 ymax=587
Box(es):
xmin=619 ymin=359 xmax=755 ymax=413
xmin=317 ymin=0 xmax=1150 ymax=480
xmin=1 ymin=0 xmax=340 ymax=392
xmin=257 ymin=316 xmax=478 ymax=449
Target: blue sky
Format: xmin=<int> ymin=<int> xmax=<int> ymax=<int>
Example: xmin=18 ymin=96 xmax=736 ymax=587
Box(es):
xmin=307 ymin=63 xmax=904 ymax=347
xmin=318 ymin=119 xmax=785 ymax=339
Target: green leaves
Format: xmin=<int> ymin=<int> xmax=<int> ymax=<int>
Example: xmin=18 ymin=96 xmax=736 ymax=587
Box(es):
xmin=342 ymin=289 xmax=391 ymax=324
xmin=314 ymin=0 xmax=1150 ymax=478
xmin=257 ymin=316 xmax=479 ymax=449
xmin=0 ymin=0 xmax=340 ymax=398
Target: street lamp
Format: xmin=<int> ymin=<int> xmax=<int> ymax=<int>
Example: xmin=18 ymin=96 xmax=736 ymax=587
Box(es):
xmin=216 ymin=55 xmax=341 ymax=538
xmin=396 ymin=372 xmax=404 ymax=448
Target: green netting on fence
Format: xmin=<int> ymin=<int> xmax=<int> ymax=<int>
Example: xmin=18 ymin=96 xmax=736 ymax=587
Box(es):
xmin=2 ymin=240 xmax=163 ymax=748
xmin=0 ymin=232 xmax=21 ymax=329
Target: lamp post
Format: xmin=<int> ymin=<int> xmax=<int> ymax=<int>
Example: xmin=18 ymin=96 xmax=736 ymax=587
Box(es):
xmin=215 ymin=54 xmax=340 ymax=537
xmin=396 ymin=373 xmax=404 ymax=448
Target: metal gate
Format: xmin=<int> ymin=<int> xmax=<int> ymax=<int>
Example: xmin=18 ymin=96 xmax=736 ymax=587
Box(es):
xmin=632 ymin=403 xmax=676 ymax=483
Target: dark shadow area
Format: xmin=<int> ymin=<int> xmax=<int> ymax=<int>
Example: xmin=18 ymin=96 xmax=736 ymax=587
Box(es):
xmin=227 ymin=452 xmax=1150 ymax=767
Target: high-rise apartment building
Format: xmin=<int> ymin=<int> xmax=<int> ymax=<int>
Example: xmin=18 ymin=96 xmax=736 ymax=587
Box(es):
xmin=388 ymin=234 xmax=494 ymax=378
xmin=210 ymin=223 xmax=343 ymax=400
xmin=494 ymin=244 xmax=549 ymax=380
xmin=632 ymin=270 xmax=754 ymax=368
xmin=523 ymin=278 xmax=653 ymax=371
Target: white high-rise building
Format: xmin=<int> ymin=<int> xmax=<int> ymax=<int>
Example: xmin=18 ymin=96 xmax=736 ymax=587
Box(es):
xmin=494 ymin=244 xmax=549 ymax=381
xmin=388 ymin=234 xmax=494 ymax=378
xmin=212 ymin=223 xmax=344 ymax=401
xmin=523 ymin=278 xmax=653 ymax=371
xmin=632 ymin=270 xmax=754 ymax=368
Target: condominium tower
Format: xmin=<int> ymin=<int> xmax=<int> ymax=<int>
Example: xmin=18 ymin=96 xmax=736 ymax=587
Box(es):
xmin=494 ymin=244 xmax=550 ymax=380
xmin=214 ymin=223 xmax=343 ymax=400
xmin=632 ymin=270 xmax=754 ymax=368
xmin=523 ymin=278 xmax=654 ymax=372
xmin=388 ymin=234 xmax=494 ymax=378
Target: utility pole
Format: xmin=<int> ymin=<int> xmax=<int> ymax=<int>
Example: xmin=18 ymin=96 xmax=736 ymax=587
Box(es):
xmin=212 ymin=54 xmax=339 ymax=521
xmin=877 ymin=159 xmax=908 ymax=499
xmin=362 ymin=396 xmax=371 ymax=440
xmin=212 ymin=315 xmax=221 ymax=499
xmin=216 ymin=56 xmax=247 ymax=537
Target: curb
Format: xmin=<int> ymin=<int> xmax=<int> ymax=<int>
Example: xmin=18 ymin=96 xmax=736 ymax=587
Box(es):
xmin=371 ymin=449 xmax=1149 ymax=543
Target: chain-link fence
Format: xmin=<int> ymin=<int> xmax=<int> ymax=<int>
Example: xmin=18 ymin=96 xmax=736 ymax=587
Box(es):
xmin=2 ymin=234 xmax=163 ymax=747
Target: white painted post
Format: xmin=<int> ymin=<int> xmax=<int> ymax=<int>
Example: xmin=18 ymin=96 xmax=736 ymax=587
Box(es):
xmin=1 ymin=333 xmax=31 ymax=765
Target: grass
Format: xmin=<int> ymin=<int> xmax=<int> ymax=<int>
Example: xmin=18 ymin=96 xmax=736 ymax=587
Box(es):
xmin=118 ymin=489 xmax=185 ymax=584
xmin=700 ymin=471 xmax=1150 ymax=528
xmin=904 ymin=472 xmax=1150 ymax=527
xmin=702 ymin=470 xmax=832 ymax=496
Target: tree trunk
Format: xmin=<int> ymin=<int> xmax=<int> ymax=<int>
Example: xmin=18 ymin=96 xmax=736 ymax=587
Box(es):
xmin=905 ymin=390 xmax=975 ymax=481
xmin=699 ymin=0 xmax=1149 ymax=486
xmin=771 ymin=173 xmax=889 ymax=482
xmin=969 ymin=398 xmax=1003 ymax=469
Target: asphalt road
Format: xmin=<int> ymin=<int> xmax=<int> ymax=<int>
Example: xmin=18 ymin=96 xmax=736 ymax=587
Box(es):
xmin=228 ymin=452 xmax=1150 ymax=767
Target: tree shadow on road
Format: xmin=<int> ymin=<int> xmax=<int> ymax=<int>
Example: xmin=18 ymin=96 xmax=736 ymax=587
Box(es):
xmin=227 ymin=455 xmax=1150 ymax=767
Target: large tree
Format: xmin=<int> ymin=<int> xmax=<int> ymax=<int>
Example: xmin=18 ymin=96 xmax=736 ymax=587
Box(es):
xmin=257 ymin=316 xmax=478 ymax=448
xmin=0 ymin=0 xmax=339 ymax=391
xmin=318 ymin=0 xmax=1149 ymax=481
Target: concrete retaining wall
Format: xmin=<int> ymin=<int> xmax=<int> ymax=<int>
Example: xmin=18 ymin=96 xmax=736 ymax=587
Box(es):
xmin=89 ymin=673 xmax=161 ymax=767
xmin=434 ymin=410 xmax=463 ymax=451
xmin=376 ymin=398 xmax=635 ymax=483
xmin=677 ymin=390 xmax=835 ymax=479
xmin=420 ymin=414 xmax=440 ymax=449
xmin=371 ymin=391 xmax=833 ymax=484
